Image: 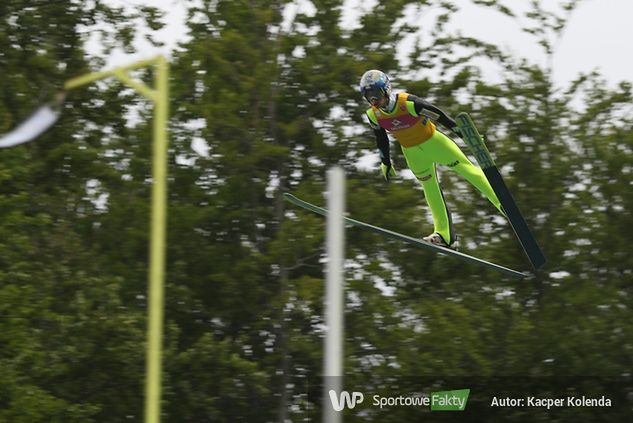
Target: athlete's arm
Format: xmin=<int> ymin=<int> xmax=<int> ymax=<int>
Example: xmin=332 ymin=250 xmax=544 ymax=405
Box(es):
xmin=366 ymin=113 xmax=391 ymax=165
xmin=406 ymin=94 xmax=458 ymax=131
xmin=374 ymin=128 xmax=391 ymax=166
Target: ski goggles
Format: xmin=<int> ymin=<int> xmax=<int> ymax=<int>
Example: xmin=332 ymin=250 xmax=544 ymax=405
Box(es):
xmin=363 ymin=87 xmax=387 ymax=105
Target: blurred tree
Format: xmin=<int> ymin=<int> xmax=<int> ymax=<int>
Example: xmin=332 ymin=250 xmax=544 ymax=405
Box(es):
xmin=1 ymin=0 xmax=632 ymax=421
xmin=0 ymin=1 xmax=162 ymax=421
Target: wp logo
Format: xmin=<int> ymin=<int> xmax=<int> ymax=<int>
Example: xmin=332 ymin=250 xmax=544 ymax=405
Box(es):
xmin=329 ymin=390 xmax=364 ymax=411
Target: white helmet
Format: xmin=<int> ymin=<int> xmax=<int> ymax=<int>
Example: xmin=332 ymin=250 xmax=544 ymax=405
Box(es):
xmin=359 ymin=70 xmax=392 ymax=106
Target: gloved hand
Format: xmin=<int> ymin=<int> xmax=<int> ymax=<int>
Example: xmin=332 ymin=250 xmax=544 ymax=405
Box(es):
xmin=380 ymin=162 xmax=396 ymax=182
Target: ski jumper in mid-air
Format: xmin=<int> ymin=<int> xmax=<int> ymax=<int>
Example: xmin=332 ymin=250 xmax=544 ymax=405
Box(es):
xmin=359 ymin=69 xmax=505 ymax=249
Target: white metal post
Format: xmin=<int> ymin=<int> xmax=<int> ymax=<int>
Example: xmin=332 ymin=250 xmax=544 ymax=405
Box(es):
xmin=323 ymin=167 xmax=345 ymax=423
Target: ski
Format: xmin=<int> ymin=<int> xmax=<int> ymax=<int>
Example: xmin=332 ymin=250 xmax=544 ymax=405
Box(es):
xmin=284 ymin=193 xmax=529 ymax=279
xmin=455 ymin=112 xmax=546 ymax=270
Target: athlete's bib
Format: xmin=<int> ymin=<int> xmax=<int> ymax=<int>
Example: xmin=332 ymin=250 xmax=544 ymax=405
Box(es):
xmin=367 ymin=93 xmax=436 ymax=147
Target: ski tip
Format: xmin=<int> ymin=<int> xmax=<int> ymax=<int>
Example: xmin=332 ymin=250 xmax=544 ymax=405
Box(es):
xmin=455 ymin=111 xmax=473 ymax=123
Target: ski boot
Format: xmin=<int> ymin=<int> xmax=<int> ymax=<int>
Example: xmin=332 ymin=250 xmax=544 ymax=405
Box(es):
xmin=423 ymin=232 xmax=459 ymax=251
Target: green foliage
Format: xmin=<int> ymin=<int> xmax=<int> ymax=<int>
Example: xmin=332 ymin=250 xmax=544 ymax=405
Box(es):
xmin=1 ymin=0 xmax=631 ymax=421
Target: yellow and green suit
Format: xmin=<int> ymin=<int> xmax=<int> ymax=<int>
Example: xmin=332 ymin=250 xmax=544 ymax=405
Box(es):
xmin=366 ymin=92 xmax=503 ymax=245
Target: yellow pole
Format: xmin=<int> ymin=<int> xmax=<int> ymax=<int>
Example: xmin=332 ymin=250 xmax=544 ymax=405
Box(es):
xmin=145 ymin=55 xmax=169 ymax=423
xmin=64 ymin=56 xmax=170 ymax=423
xmin=64 ymin=57 xmax=162 ymax=91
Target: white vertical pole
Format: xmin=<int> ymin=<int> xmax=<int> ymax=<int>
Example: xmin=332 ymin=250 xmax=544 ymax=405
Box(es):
xmin=323 ymin=166 xmax=345 ymax=423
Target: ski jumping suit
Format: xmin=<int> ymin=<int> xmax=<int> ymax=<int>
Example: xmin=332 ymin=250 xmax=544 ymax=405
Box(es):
xmin=366 ymin=92 xmax=502 ymax=245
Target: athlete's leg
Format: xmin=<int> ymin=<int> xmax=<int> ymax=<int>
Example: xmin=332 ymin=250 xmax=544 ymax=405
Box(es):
xmin=425 ymin=131 xmax=504 ymax=214
xmin=401 ymin=144 xmax=456 ymax=244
